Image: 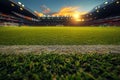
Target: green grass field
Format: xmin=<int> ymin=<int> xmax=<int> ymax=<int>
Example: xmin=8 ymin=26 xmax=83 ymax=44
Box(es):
xmin=0 ymin=53 xmax=120 ymax=80
xmin=0 ymin=26 xmax=120 ymax=80
xmin=0 ymin=26 xmax=120 ymax=45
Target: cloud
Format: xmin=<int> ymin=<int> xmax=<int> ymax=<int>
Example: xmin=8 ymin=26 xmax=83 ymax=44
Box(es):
xmin=52 ymin=6 xmax=87 ymax=17
xmin=40 ymin=5 xmax=51 ymax=14
xmin=34 ymin=6 xmax=87 ymax=18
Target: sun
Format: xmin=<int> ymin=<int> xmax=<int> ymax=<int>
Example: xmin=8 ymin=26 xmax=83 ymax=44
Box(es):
xmin=73 ymin=13 xmax=79 ymax=19
xmin=72 ymin=12 xmax=81 ymax=21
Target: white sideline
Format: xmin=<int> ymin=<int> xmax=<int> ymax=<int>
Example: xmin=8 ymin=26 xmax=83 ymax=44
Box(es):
xmin=0 ymin=45 xmax=120 ymax=54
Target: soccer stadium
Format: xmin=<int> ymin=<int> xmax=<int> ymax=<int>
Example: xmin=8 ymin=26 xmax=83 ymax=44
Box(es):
xmin=0 ymin=0 xmax=120 ymax=80
xmin=0 ymin=0 xmax=120 ymax=26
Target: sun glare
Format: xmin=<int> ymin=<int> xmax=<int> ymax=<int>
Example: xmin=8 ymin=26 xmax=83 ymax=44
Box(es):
xmin=73 ymin=12 xmax=81 ymax=21
xmin=73 ymin=13 xmax=79 ymax=19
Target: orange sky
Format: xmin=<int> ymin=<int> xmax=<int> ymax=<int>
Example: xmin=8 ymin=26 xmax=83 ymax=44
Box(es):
xmin=34 ymin=6 xmax=87 ymax=18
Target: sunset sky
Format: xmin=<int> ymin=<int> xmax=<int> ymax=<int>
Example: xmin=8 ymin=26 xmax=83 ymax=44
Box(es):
xmin=14 ymin=0 xmax=107 ymax=13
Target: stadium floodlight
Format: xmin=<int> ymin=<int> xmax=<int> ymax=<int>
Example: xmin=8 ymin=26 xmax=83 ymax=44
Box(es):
xmin=104 ymin=2 xmax=108 ymax=4
xmin=18 ymin=2 xmax=22 ymax=5
xmin=95 ymin=7 xmax=98 ymax=10
xmin=116 ymin=1 xmax=120 ymax=4
xmin=96 ymin=10 xmax=99 ymax=13
xmin=20 ymin=7 xmax=23 ymax=11
xmin=22 ymin=4 xmax=24 ymax=7
xmin=11 ymin=3 xmax=15 ymax=7
xmin=95 ymin=6 xmax=100 ymax=10
xmin=97 ymin=6 xmax=100 ymax=8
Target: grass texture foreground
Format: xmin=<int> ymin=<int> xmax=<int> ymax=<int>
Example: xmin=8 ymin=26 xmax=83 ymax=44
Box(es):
xmin=0 ymin=53 xmax=120 ymax=80
xmin=0 ymin=27 xmax=120 ymax=45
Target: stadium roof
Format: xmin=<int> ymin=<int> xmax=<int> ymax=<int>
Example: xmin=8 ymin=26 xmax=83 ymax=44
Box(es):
xmin=84 ymin=0 xmax=120 ymax=20
xmin=0 ymin=0 xmax=38 ymax=19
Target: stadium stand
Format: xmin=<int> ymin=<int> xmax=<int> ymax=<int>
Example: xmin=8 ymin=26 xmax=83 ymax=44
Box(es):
xmin=0 ymin=0 xmax=120 ymax=26
xmin=83 ymin=0 xmax=120 ymax=26
xmin=0 ymin=0 xmax=39 ymax=26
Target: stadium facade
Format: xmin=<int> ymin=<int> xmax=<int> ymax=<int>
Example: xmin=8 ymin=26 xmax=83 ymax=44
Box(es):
xmin=0 ymin=0 xmax=120 ymax=26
